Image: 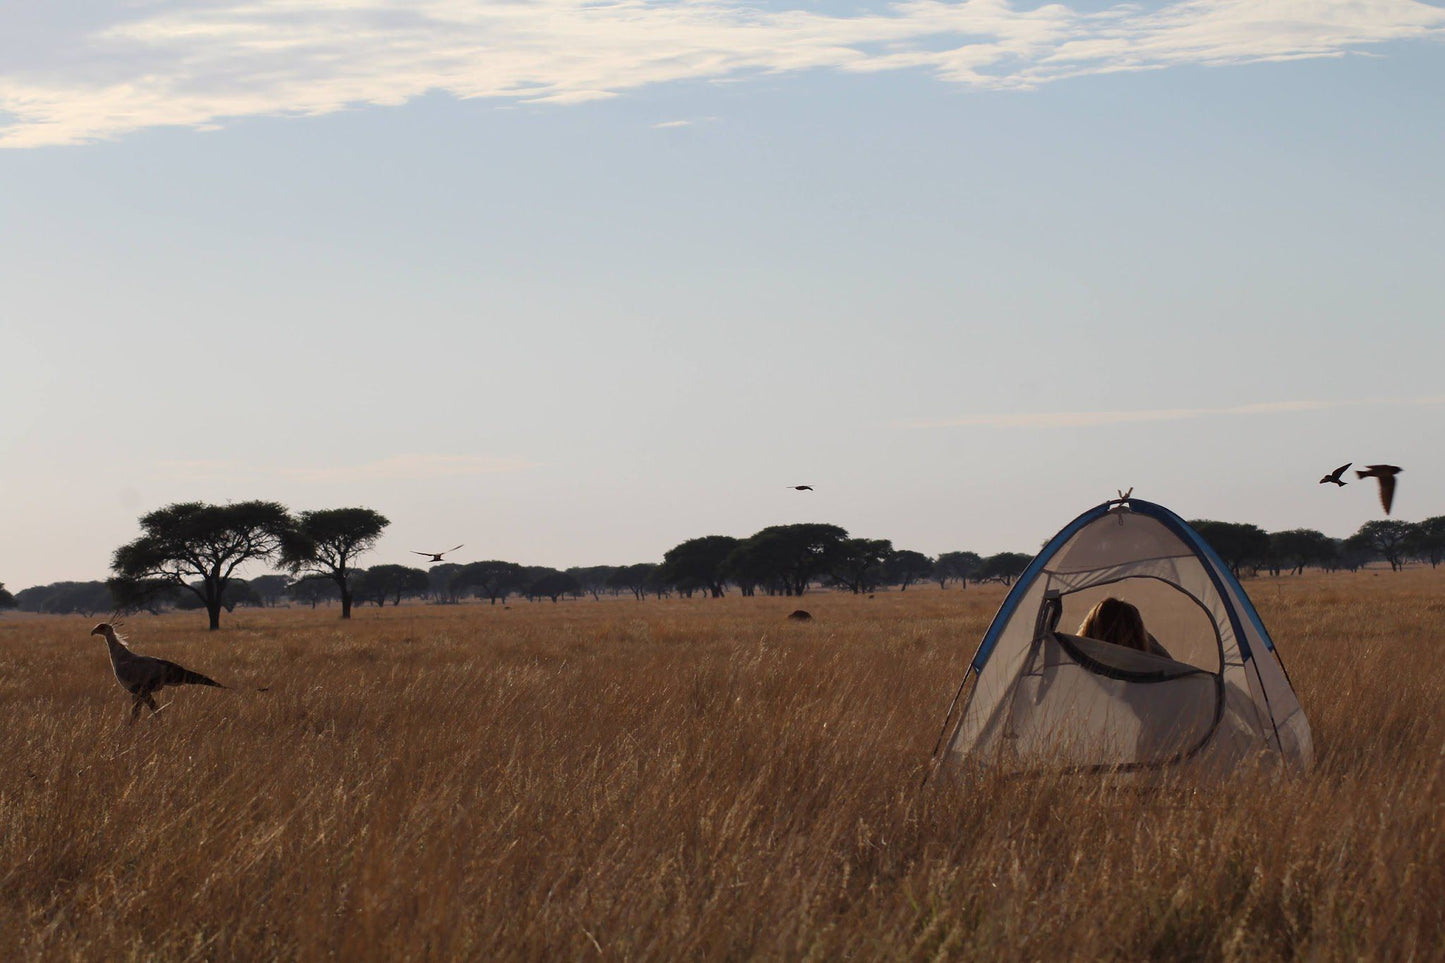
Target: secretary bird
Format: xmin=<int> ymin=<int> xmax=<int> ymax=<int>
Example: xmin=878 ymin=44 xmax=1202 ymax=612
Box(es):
xmin=90 ymin=622 xmax=225 ymax=723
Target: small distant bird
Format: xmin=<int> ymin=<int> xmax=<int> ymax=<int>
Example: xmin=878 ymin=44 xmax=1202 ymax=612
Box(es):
xmin=1356 ymin=465 xmax=1403 ymax=515
xmin=788 ymin=485 xmax=814 ymax=492
xmin=90 ymin=623 xmax=225 ymax=723
xmin=1319 ymin=462 xmax=1351 ymax=487
xmin=412 ymin=544 xmax=464 ymax=563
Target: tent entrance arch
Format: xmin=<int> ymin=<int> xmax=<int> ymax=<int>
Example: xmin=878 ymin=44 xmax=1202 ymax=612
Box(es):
xmin=1055 ymin=576 xmax=1222 ymax=672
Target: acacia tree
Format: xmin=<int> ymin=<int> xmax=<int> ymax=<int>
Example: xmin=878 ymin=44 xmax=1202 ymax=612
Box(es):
xmin=355 ymin=565 xmax=430 ymax=606
xmin=719 ymin=540 xmax=767 ymax=596
xmin=1190 ymin=520 xmax=1271 ymax=577
xmin=427 ymin=563 xmax=465 ymax=603
xmin=1337 ymin=534 xmax=1375 ymax=572
xmin=1354 ymin=520 xmax=1414 ymax=571
xmin=112 ymin=501 xmax=293 ymax=630
xmin=657 ymin=536 xmax=739 ymax=598
xmin=279 ymin=507 xmax=390 ymax=619
xmin=453 ymin=561 xmax=526 ymax=604
xmin=289 ymin=575 xmax=339 ymax=608
xmin=977 ymin=552 xmax=1031 ymax=585
xmin=1406 ymin=516 xmax=1445 ymax=568
xmin=1268 ymin=529 xmax=1336 ymax=575
xmin=934 ymin=551 xmax=982 ymax=589
xmin=607 ymin=563 xmax=658 ymax=601
xmin=886 ymin=550 xmax=935 ymax=591
xmin=567 ymin=565 xmax=619 ymax=601
xmin=0 ymin=582 xmax=15 ymax=610
xmin=528 ymin=570 xmax=581 ymax=603
xmin=830 ymin=538 xmax=894 ymax=594
xmin=725 ymin=524 xmax=848 ymax=597
xmin=248 ymin=574 xmax=293 ymax=607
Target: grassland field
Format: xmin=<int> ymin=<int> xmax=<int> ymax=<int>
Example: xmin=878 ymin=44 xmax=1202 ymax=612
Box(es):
xmin=1 ymin=569 xmax=1442 ymax=961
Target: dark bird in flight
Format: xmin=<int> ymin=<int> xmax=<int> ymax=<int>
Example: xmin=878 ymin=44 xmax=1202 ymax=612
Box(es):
xmin=91 ymin=622 xmax=225 ymax=723
xmin=1319 ymin=462 xmax=1351 ymax=486
xmin=1355 ymin=465 xmax=1402 ymax=514
xmin=413 ymin=544 xmax=464 ymax=562
xmin=788 ymin=485 xmax=814 ymax=491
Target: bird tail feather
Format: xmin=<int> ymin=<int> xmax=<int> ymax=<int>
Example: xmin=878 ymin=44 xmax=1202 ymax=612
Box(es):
xmin=160 ymin=660 xmax=225 ymax=688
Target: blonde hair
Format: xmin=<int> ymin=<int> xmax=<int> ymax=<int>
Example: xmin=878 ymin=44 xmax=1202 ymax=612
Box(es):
xmin=1077 ymin=597 xmax=1149 ymax=652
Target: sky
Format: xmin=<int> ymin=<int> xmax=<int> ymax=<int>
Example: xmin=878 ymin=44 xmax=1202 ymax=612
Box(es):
xmin=2 ymin=0 xmax=1443 ymax=589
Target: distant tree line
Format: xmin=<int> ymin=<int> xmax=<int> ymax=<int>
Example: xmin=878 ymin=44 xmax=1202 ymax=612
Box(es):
xmin=10 ymin=581 xmax=115 ymax=616
xmin=4 ymin=509 xmax=1442 ymax=626
xmin=1189 ymin=517 xmax=1445 ymax=577
xmin=10 ymin=574 xmax=292 ymax=617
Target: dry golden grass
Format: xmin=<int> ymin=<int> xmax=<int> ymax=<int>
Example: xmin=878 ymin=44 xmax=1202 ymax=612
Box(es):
xmin=2 ymin=571 xmax=1443 ymax=961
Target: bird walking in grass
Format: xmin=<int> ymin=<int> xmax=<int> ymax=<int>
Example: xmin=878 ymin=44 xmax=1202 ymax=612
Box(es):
xmin=90 ymin=622 xmax=225 ymax=723
xmin=1356 ymin=465 xmax=1402 ymax=515
xmin=1319 ymin=462 xmax=1351 ymax=487
xmin=412 ymin=544 xmax=464 ymax=563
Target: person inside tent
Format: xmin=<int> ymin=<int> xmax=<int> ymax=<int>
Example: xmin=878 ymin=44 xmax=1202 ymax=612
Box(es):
xmin=1076 ymin=597 xmax=1172 ymax=658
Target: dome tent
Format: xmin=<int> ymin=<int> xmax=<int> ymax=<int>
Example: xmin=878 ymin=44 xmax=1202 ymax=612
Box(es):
xmin=938 ymin=496 xmax=1312 ymax=777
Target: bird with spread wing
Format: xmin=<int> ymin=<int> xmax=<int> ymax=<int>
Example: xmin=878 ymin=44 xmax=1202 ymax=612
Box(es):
xmin=413 ymin=544 xmax=464 ymax=563
xmin=1356 ymin=465 xmax=1403 ymax=515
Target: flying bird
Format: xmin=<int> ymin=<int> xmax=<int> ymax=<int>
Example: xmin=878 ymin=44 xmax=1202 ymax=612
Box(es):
xmin=90 ymin=623 xmax=225 ymax=723
xmin=1319 ymin=462 xmax=1351 ymax=486
xmin=788 ymin=485 xmax=814 ymax=491
xmin=1355 ymin=465 xmax=1402 ymax=514
xmin=413 ymin=544 xmax=464 ymax=562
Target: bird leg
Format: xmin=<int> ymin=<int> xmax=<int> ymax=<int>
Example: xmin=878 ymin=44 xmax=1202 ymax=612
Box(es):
xmin=129 ymin=696 xmax=144 ymax=725
xmin=143 ymin=692 xmax=161 ymax=716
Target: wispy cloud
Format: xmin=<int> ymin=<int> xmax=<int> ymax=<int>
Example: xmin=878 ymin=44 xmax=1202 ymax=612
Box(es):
xmin=154 ymin=453 xmax=536 ymax=482
xmin=1 ymin=0 xmax=1442 ymax=147
xmin=652 ymin=119 xmax=694 ymax=129
xmin=908 ymin=396 xmax=1445 ymax=429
